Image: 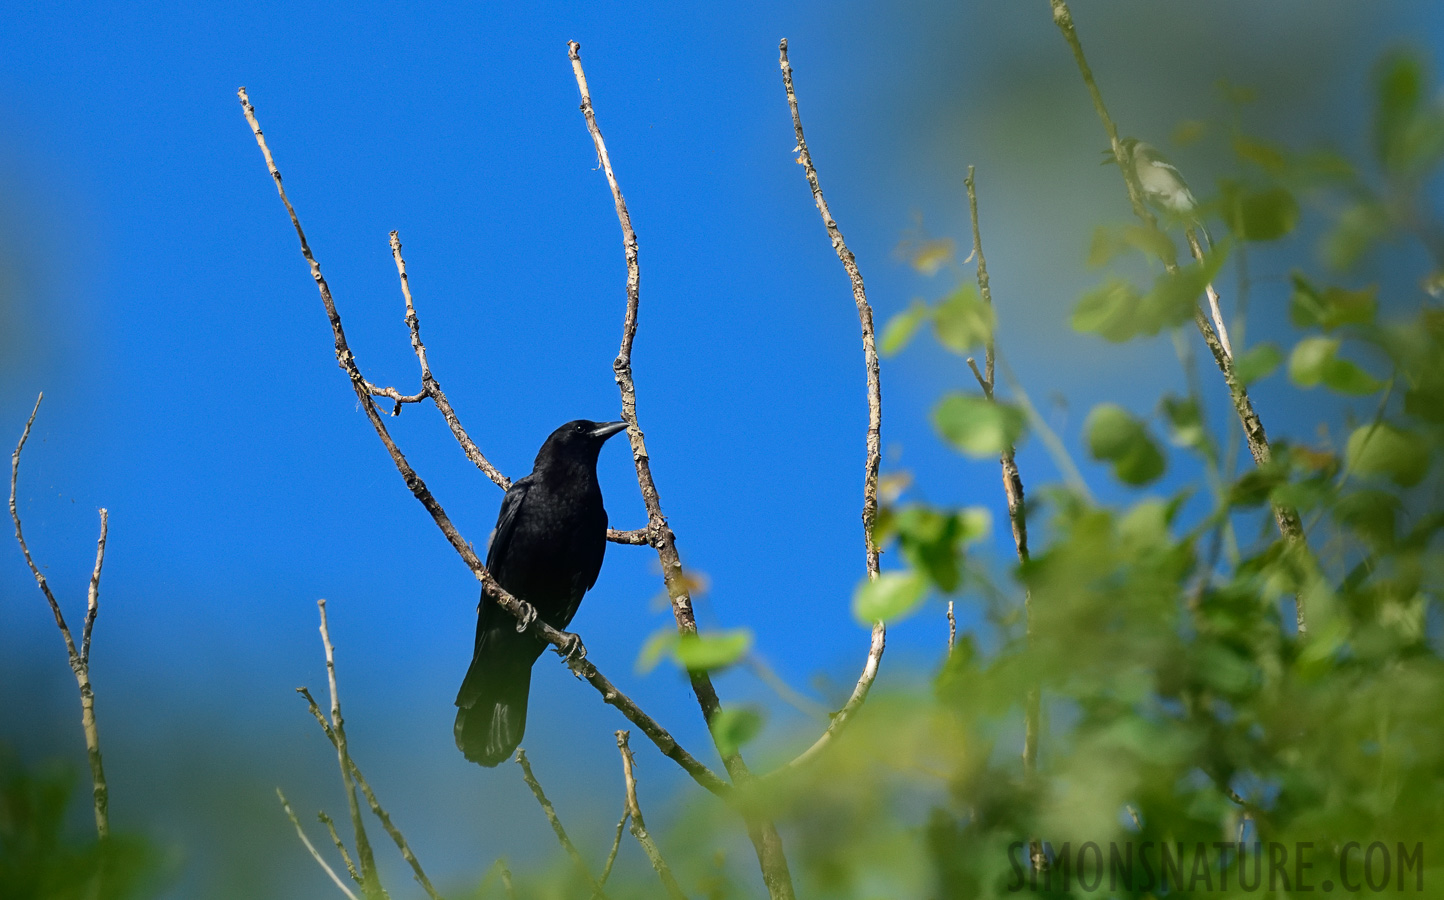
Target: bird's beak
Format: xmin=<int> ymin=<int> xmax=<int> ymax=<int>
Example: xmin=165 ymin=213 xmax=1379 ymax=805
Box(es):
xmin=591 ymin=421 xmax=629 ymax=440
xmin=1100 ymin=149 xmax=1119 ymax=166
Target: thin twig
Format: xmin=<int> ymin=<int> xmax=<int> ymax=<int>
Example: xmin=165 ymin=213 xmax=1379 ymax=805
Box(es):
xmin=82 ymin=509 xmax=108 ymax=665
xmin=278 ymin=788 xmax=361 ymax=900
xmin=11 ymin=394 xmax=110 ymax=840
xmin=1186 ymin=228 xmax=1233 ymax=358
xmin=598 ymin=805 xmax=630 ymax=894
xmin=775 ymin=36 xmax=887 ymax=775
xmin=388 ymin=231 xmax=510 ymax=488
xmin=516 ymin=750 xmax=607 ymax=898
xmin=965 ymin=167 xmax=1043 ymax=873
xmin=295 ymin=688 xmax=444 ymax=900
xmin=1046 ymin=0 xmax=1307 ymax=633
xmin=616 ymin=732 xmax=688 ymax=900
xmin=238 ymin=87 xmax=728 ymax=796
xmin=565 ymin=42 xmax=793 ymax=898
xmin=947 ymin=601 xmax=956 ymax=655
xmin=744 ymin=655 xmax=829 ymax=720
xmin=318 ymin=811 xmax=362 ymax=885
xmin=318 ymin=600 xmax=387 ymax=900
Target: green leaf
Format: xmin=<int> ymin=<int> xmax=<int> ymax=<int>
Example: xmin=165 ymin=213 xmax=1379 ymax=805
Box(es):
xmin=1233 ymin=342 xmax=1283 ymax=385
xmin=1072 ymin=278 xmax=1144 ymax=341
xmin=1160 ymin=394 xmax=1206 ymax=450
xmin=1332 ymin=489 xmax=1400 ymax=546
xmin=1346 ymin=423 xmax=1431 ymax=486
xmin=931 ymin=283 xmax=994 ymax=354
xmin=1085 ymin=404 xmax=1166 ymax=486
xmin=636 ymin=629 xmax=678 ymax=674
xmin=1140 ymin=245 xmax=1230 ymax=330
xmin=1288 ymin=337 xmax=1383 ymax=394
xmin=853 ymin=570 xmax=929 ymax=624
xmin=894 ymin=507 xmax=962 ymax=592
xmin=1289 ymin=274 xmax=1378 ymax=329
xmin=673 ymin=630 xmax=753 ymax=673
xmin=932 ymin=393 xmax=1026 ymax=458
xmin=1288 ymin=336 xmax=1340 ymax=388
xmin=880 ymin=299 xmax=929 ymax=356
xmin=1321 ymin=202 xmax=1390 ymax=270
xmin=900 ymin=238 xmax=956 ymax=276
xmin=1087 ymin=225 xmax=1177 ymax=268
xmin=1231 ymin=135 xmax=1288 ymax=173
xmin=1321 ymin=358 xmax=1384 ymax=395
xmin=957 ymin=506 xmax=992 ymax=545
xmin=1222 ymin=184 xmax=1299 ymax=241
xmin=709 ymin=707 xmax=765 ymax=757
xmin=1374 ymin=51 xmax=1444 ymax=177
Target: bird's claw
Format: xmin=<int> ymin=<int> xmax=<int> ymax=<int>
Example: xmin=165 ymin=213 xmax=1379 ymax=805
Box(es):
xmin=513 ymin=603 xmax=538 ymax=633
xmin=555 ymin=632 xmax=587 ymax=664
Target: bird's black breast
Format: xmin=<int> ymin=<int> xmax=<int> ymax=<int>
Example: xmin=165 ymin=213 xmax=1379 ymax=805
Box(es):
xmin=484 ymin=473 xmax=608 ymax=631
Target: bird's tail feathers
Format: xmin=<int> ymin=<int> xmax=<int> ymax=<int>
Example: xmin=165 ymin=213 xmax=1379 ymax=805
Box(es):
xmin=455 ymin=650 xmax=533 ymax=767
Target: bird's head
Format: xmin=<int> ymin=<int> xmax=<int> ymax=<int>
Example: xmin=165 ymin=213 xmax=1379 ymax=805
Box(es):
xmin=535 ymin=419 xmax=629 ymax=472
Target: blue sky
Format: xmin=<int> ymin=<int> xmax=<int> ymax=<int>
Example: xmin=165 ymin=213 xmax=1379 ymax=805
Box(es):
xmin=3 ymin=2 xmax=1441 ymax=896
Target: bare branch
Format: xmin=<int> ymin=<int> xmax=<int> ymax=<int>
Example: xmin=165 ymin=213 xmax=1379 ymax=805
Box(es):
xmin=11 ymin=395 xmax=78 ymax=662
xmin=237 ymin=87 xmax=727 ymax=795
xmin=616 ymin=731 xmax=688 ymax=900
xmin=946 ymin=601 xmax=956 ymax=655
xmin=964 ymin=167 xmax=1043 ymax=873
xmin=278 ymin=788 xmax=361 ymax=900
xmin=516 ymin=750 xmax=607 ymax=897
xmin=82 ymin=509 xmax=108 ymax=665
xmin=318 ymin=600 xmax=387 ymax=900
xmin=1188 ymin=229 xmax=1234 ymax=358
xmin=597 ymin=805 xmax=629 ymax=895
xmin=605 ymin=527 xmax=652 ymax=546
xmin=388 ymin=231 xmax=510 ymax=488
xmin=11 ymin=393 xmax=110 ymax=840
xmin=774 ymin=38 xmax=886 ymax=774
xmin=318 ymin=811 xmax=362 ymax=885
xmin=295 ymin=688 xmax=444 ymax=900
xmin=566 ymin=42 xmax=795 ymax=898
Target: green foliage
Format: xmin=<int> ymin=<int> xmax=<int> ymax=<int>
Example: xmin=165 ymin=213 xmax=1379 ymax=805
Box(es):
xmin=638 ymin=628 xmax=753 ymax=674
xmin=852 ymin=570 xmax=929 ymax=624
xmin=931 ymin=393 xmax=1026 ymax=458
xmin=709 ymin=707 xmax=767 ymax=758
xmin=880 ymin=284 xmax=994 ymax=357
xmin=1232 ymin=341 xmax=1283 ymax=385
xmin=0 ymin=752 xmax=159 ymax=900
xmin=772 ymin=40 xmax=1444 ymax=900
xmin=1073 ymin=248 xmax=1228 ymax=342
xmin=1289 ymin=274 xmax=1377 ymax=330
xmin=1085 ymin=404 xmax=1166 ymax=485
xmin=1220 ymin=181 xmax=1299 ymax=241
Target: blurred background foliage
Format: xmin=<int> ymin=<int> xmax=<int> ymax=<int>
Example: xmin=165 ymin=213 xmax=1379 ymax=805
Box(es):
xmin=5 ymin=3 xmax=1444 ymax=899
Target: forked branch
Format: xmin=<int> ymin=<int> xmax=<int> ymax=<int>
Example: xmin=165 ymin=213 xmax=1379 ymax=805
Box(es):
xmin=10 ymin=393 xmax=111 ymax=840
xmin=238 ymin=87 xmax=727 ymax=796
xmin=617 ymin=731 xmax=688 ymax=900
xmin=516 ymin=750 xmax=608 ymax=898
xmin=565 ymin=41 xmax=795 ymax=900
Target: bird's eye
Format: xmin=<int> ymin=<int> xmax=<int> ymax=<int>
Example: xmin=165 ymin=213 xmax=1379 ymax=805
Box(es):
xmin=575 ymin=423 xmax=586 ymax=433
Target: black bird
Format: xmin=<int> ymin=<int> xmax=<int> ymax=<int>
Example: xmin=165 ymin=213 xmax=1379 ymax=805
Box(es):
xmin=455 ymin=419 xmax=629 ymax=766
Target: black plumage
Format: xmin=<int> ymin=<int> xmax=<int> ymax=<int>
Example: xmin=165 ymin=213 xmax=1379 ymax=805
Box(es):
xmin=454 ymin=419 xmax=629 ymax=766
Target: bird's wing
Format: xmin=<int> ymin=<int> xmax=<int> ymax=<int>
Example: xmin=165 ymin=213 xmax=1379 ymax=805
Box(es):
xmin=557 ymin=507 xmax=607 ymax=628
xmin=485 ymin=474 xmax=533 ymax=583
